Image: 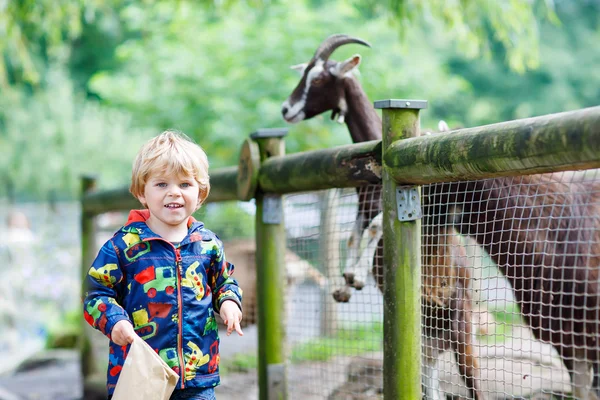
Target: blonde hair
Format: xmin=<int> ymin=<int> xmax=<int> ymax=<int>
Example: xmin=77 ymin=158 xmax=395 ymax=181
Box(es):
xmin=130 ymin=130 xmax=210 ymax=206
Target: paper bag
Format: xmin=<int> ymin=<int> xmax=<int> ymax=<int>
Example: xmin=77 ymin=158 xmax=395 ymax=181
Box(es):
xmin=112 ymin=337 xmax=179 ymax=400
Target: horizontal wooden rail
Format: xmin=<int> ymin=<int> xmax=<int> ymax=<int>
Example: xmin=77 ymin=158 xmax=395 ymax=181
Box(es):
xmin=83 ymin=106 xmax=600 ymax=212
xmin=258 ymin=140 xmax=382 ymax=193
xmin=82 ymin=166 xmax=238 ymax=215
xmin=385 ymin=106 xmax=600 ymax=184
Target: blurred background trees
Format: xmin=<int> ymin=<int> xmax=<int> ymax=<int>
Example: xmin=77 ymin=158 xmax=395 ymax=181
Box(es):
xmin=1 ymin=0 xmax=599 ymax=201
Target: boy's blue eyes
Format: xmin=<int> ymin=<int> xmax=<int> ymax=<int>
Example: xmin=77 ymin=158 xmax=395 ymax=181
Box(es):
xmin=155 ymin=182 xmax=193 ymax=188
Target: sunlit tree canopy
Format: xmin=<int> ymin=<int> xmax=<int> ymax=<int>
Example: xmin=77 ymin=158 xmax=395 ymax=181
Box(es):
xmin=1 ymin=0 xmax=599 ymax=201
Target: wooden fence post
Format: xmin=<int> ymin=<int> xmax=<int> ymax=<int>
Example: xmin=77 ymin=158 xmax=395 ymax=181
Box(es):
xmin=251 ymin=128 xmax=289 ymax=400
xmin=374 ymin=99 xmax=427 ymax=400
xmin=80 ymin=175 xmax=103 ymax=396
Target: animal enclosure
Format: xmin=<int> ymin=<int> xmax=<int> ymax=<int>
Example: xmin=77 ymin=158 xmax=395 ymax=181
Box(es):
xmin=283 ymin=169 xmax=600 ymax=400
xmin=80 ymin=104 xmax=600 ymax=400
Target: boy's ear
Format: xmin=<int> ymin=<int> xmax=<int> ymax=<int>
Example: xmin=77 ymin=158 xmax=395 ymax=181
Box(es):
xmin=137 ymin=194 xmax=147 ymax=207
xmin=198 ymin=186 xmax=209 ymax=206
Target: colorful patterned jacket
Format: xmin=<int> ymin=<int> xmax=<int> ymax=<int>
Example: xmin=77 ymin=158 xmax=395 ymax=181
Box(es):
xmin=82 ymin=210 xmax=242 ymax=395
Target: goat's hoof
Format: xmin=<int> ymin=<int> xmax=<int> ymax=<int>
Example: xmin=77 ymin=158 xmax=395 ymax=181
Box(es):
xmin=352 ymin=280 xmax=365 ymax=290
xmin=342 ymin=272 xmax=355 ymax=286
xmin=332 ymin=288 xmax=352 ymax=303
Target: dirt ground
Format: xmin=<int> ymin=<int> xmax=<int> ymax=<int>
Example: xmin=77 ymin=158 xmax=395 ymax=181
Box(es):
xmin=0 ymin=330 xmax=574 ymax=400
xmin=0 ymin=323 xmax=573 ymax=400
xmin=216 ymin=324 xmax=573 ymax=400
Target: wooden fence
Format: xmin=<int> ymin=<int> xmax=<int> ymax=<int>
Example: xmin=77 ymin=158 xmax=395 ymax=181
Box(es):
xmin=80 ymin=100 xmax=600 ymax=399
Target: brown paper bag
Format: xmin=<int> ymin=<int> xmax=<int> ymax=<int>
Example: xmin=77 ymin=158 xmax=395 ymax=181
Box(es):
xmin=112 ymin=337 xmax=179 ymax=400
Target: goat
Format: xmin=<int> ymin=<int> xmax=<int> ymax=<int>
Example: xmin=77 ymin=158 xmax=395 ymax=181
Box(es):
xmin=280 ymin=34 xmax=465 ymax=300
xmin=422 ymin=173 xmax=600 ymax=400
xmin=282 ymin=34 xmax=485 ymax=400
xmin=355 ymin=214 xmax=484 ymax=400
xmin=281 ymin=34 xmax=382 ymax=302
xmin=282 ymin=33 xmax=600 ymax=400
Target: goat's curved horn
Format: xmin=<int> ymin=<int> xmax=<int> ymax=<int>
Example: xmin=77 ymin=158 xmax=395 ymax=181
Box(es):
xmin=312 ymin=34 xmax=371 ymax=62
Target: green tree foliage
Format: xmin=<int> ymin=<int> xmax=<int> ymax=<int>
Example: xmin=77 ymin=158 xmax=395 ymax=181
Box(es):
xmin=1 ymin=0 xmax=549 ymax=88
xmin=393 ymin=0 xmax=555 ymax=72
xmin=0 ymin=0 xmax=115 ymax=86
xmin=435 ymin=0 xmax=600 ymax=127
xmin=0 ymin=68 xmax=153 ymax=200
xmin=87 ymin=1 xmax=363 ymax=163
xmin=1 ymin=0 xmax=599 ymax=200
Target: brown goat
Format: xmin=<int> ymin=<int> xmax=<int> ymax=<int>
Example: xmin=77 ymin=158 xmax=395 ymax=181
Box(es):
xmin=423 ymin=226 xmax=483 ymax=400
xmin=422 ymin=173 xmax=600 ymax=400
xmin=282 ymin=33 xmax=600 ymax=400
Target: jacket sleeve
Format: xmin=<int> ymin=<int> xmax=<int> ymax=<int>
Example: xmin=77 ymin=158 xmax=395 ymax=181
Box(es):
xmin=82 ymin=239 xmax=131 ymax=339
xmin=210 ymin=237 xmax=243 ymax=314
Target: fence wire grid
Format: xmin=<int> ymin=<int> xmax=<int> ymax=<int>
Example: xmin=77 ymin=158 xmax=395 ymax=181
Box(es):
xmin=283 ymin=168 xmax=600 ymax=400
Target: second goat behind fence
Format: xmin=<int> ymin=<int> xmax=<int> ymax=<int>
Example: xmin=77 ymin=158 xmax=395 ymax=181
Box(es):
xmin=424 ymin=172 xmax=600 ymax=400
xmin=351 ymin=214 xmax=485 ymax=400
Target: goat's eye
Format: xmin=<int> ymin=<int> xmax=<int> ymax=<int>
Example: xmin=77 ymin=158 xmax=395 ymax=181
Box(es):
xmin=311 ymin=78 xmax=324 ymax=86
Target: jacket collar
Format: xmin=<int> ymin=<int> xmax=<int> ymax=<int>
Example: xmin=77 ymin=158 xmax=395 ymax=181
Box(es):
xmin=120 ymin=209 xmax=204 ymax=241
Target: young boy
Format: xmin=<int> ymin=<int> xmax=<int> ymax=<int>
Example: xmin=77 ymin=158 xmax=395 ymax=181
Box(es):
xmin=83 ymin=130 xmax=243 ymax=400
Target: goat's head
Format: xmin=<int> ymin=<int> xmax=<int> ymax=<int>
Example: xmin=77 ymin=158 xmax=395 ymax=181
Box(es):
xmin=281 ymin=34 xmax=370 ymax=125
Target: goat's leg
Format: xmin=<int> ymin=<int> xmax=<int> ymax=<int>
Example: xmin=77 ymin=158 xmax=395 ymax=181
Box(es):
xmin=342 ymin=212 xmax=365 ymax=288
xmin=343 ymin=185 xmax=381 ymax=287
xmin=452 ymin=297 xmax=485 ymax=400
xmin=571 ymin=359 xmax=596 ymax=400
xmin=593 ymin=362 xmax=600 ymax=398
xmin=560 ymin=350 xmax=597 ymax=400
xmin=351 ymin=215 xmax=383 ymax=291
xmin=422 ymin=359 xmax=445 ymax=400
xmin=371 ymin=237 xmax=384 ymax=293
xmin=334 ymin=212 xmax=381 ymax=303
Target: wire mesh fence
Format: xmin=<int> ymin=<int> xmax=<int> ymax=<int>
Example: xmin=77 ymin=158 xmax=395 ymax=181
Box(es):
xmin=285 ymin=187 xmax=384 ymax=399
xmin=422 ymin=169 xmax=600 ymax=400
xmin=282 ymin=168 xmax=600 ymax=400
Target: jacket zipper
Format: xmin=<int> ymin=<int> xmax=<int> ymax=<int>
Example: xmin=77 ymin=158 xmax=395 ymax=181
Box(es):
xmin=143 ymin=238 xmax=186 ymax=389
xmin=175 ymin=247 xmax=185 ymax=389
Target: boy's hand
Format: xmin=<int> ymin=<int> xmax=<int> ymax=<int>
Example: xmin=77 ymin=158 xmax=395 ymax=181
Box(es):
xmin=111 ymin=320 xmax=137 ymax=346
xmin=219 ymin=301 xmax=244 ymax=336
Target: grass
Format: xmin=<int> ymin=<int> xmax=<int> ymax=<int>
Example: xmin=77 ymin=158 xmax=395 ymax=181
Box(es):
xmin=290 ymin=322 xmax=383 ymax=363
xmin=219 ymin=322 xmax=383 ymax=375
xmin=45 ymin=309 xmax=81 ymax=349
xmin=490 ymin=305 xmax=523 ymax=325
xmin=477 ymin=303 xmax=524 ymax=344
xmin=219 ymin=352 xmax=258 ymax=375
xmin=221 ymin=305 xmax=527 ymax=374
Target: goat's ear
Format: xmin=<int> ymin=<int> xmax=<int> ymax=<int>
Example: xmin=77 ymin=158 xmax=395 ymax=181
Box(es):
xmin=438 ymin=120 xmax=450 ymax=132
xmin=332 ymin=54 xmax=361 ymax=77
xmin=290 ymin=63 xmax=308 ymax=75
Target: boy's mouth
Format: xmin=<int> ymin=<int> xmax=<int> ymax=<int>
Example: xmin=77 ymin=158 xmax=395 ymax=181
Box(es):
xmin=164 ymin=203 xmax=183 ymax=209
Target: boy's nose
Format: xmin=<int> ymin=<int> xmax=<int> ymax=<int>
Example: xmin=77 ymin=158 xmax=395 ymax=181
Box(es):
xmin=167 ymin=186 xmax=182 ymax=196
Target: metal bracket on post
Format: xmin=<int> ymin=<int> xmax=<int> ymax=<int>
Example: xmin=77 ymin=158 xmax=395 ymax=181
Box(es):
xmin=396 ymin=186 xmax=421 ymax=221
xmin=263 ymin=193 xmax=282 ymax=224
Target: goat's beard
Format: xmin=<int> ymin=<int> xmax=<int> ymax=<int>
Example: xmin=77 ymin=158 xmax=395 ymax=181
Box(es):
xmin=330 ymin=108 xmax=345 ymax=124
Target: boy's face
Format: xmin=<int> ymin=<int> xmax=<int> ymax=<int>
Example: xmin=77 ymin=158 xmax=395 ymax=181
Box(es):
xmin=137 ymin=173 xmax=200 ymax=230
